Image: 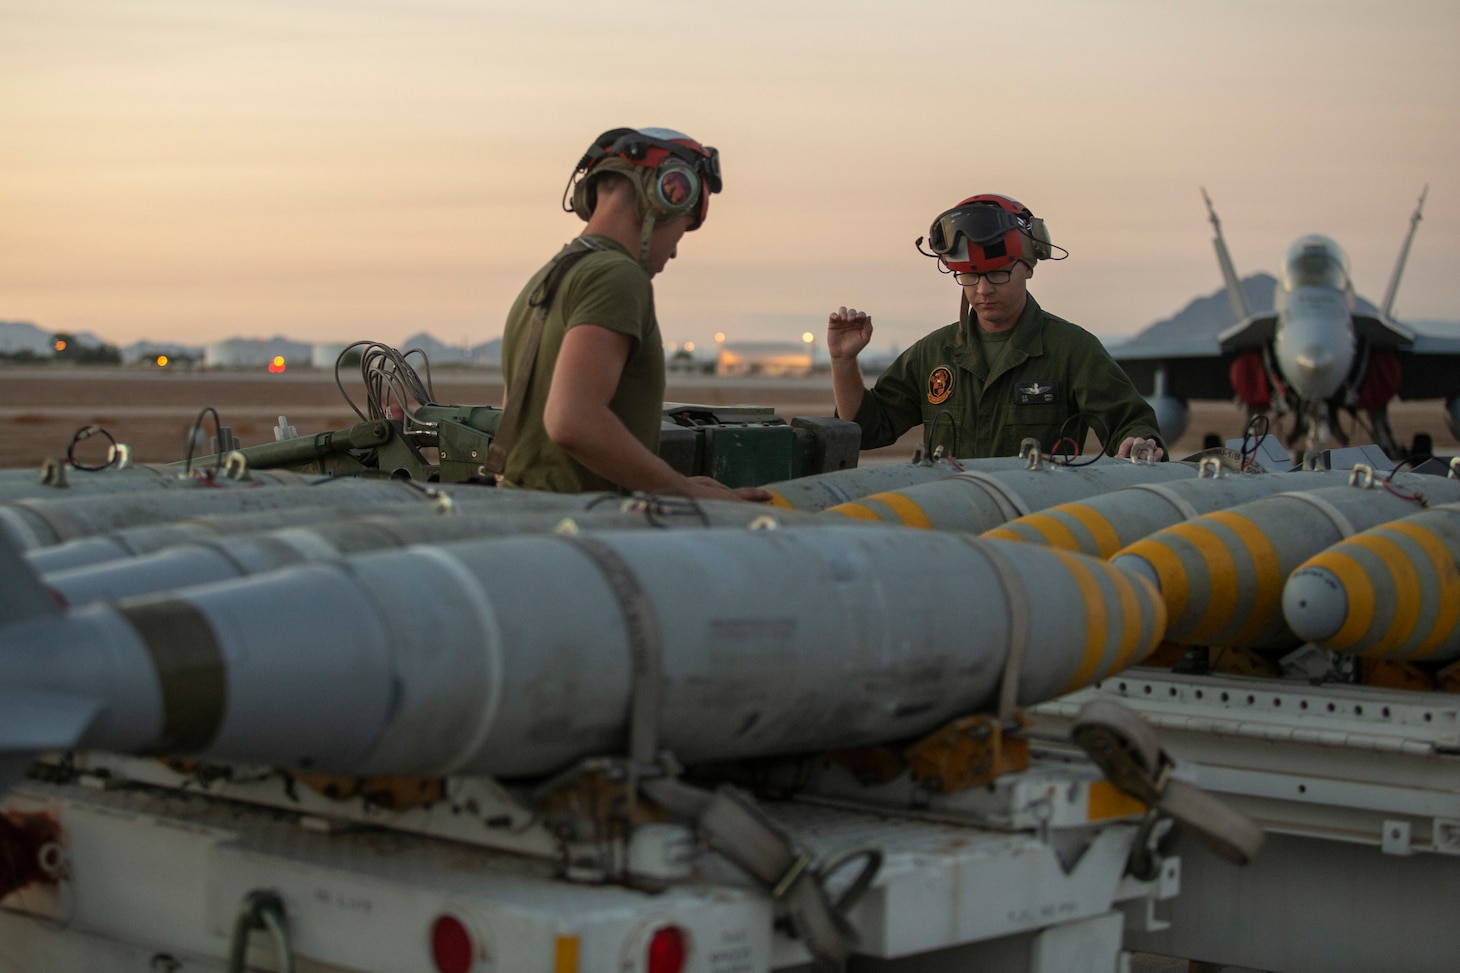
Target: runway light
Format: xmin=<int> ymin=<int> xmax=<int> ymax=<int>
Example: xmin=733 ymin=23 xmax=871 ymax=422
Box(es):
xmin=267 ymin=356 xmax=287 ymax=374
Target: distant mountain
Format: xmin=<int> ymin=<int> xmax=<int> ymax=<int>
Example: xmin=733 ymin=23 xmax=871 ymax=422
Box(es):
xmin=0 ymin=320 xmax=108 ymax=354
xmin=1126 ymin=274 xmax=1384 ymax=346
xmin=7 ymin=292 xmax=1453 ymax=366
xmin=0 ymin=321 xmax=497 ymax=367
xmin=399 ymin=332 xmax=501 ymax=366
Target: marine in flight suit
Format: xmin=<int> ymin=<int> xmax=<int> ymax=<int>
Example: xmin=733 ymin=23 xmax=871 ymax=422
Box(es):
xmin=828 ymin=193 xmax=1162 ymax=460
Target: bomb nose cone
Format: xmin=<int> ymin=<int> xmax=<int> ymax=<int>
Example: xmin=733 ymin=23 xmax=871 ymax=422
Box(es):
xmin=1111 ymin=553 xmax=1161 ymax=592
xmin=1282 ymin=567 xmax=1348 ymax=643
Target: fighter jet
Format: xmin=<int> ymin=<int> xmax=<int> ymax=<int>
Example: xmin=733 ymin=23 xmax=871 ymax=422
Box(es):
xmin=1113 ymin=188 xmax=1460 ymax=458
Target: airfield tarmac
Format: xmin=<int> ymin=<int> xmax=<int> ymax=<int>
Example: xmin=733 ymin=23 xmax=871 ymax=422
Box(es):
xmin=0 ymin=365 xmax=1453 ymax=470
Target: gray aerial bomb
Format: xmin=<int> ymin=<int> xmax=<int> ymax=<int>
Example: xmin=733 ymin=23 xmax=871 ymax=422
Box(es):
xmin=0 ymin=463 xmax=205 ymax=504
xmin=984 ymin=467 xmax=1386 ymax=557
xmin=0 ymin=476 xmax=612 ymax=552
xmin=0 ymin=525 xmax=1164 ymax=783
xmin=44 ymin=499 xmax=820 ymax=607
xmin=1113 ymin=474 xmax=1460 ymax=650
xmin=821 ymin=455 xmax=1194 ymax=531
xmin=27 ymin=503 xmax=462 ymax=574
xmin=1283 ymin=502 xmax=1460 ymax=661
xmin=759 ymin=455 xmax=1020 ymax=511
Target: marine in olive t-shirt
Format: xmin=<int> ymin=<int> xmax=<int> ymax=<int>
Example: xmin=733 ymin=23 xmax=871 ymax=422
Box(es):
xmin=499 ymin=235 xmax=666 ymax=492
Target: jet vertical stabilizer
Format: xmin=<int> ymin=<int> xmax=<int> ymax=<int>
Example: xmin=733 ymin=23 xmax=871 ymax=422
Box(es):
xmin=1203 ymin=188 xmax=1250 ymax=323
xmin=1380 ymin=185 xmax=1427 ymax=319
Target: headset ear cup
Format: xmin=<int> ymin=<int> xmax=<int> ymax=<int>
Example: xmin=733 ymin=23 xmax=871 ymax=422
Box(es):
xmin=571 ymin=174 xmax=595 ymax=221
xmin=647 ymin=160 xmax=700 ymax=223
xmin=1029 ymin=217 xmax=1052 ymax=260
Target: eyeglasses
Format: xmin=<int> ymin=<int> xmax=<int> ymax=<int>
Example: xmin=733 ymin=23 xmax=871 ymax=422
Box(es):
xmin=953 ymin=268 xmax=1016 ymax=286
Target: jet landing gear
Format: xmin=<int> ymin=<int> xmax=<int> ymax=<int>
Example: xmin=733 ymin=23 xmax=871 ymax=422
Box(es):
xmin=1361 ymin=406 xmax=1402 ymax=460
xmin=1284 ymin=400 xmax=1403 ymax=462
xmin=1289 ymin=401 xmax=1335 ymax=455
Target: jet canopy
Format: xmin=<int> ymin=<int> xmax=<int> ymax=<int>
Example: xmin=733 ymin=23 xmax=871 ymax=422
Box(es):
xmin=1283 ymin=234 xmax=1350 ymax=290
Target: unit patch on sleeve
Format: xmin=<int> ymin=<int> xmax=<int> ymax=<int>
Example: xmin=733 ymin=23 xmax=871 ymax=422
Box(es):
xmin=927 ymin=366 xmax=954 ymax=405
xmin=1014 ymin=380 xmax=1059 ymax=404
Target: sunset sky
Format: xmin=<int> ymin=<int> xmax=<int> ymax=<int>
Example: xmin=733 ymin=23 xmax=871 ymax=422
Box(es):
xmin=3 ymin=0 xmax=1458 ymax=355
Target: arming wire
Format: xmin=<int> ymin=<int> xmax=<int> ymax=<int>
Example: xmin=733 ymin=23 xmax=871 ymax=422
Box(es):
xmin=1051 ymin=412 xmax=1109 ymax=467
xmin=925 ymin=410 xmax=959 ymax=461
xmin=1238 ymin=414 xmax=1270 ymax=471
xmin=1381 ymin=459 xmax=1426 ymax=504
xmin=335 ymin=341 xmax=440 ymax=425
xmin=65 ymin=425 xmax=120 ymax=472
xmin=183 ymin=407 xmax=224 ymax=478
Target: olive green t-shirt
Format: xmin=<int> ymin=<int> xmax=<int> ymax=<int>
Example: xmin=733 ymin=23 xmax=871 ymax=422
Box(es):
xmin=975 ymin=325 xmax=1014 ymax=381
xmin=499 ymin=235 xmax=665 ymax=492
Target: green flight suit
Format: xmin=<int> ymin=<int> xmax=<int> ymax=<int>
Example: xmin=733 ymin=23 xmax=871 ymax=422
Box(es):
xmin=851 ymin=295 xmax=1162 ymax=459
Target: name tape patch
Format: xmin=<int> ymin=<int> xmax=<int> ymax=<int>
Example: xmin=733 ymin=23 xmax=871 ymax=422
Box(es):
xmin=1014 ymin=380 xmax=1059 ymax=405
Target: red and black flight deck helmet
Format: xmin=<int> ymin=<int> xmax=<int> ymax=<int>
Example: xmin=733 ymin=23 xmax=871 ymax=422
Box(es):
xmin=567 ymin=127 xmax=722 ymax=231
xmin=924 ymin=193 xmax=1052 ymax=273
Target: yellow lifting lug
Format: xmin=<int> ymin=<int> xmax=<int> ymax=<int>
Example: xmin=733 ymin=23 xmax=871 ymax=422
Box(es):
xmin=358 ymin=776 xmax=447 ymax=809
xmin=295 ymin=774 xmax=445 ymax=809
xmin=903 ymin=712 xmax=1030 ymax=793
xmin=826 ymin=744 xmax=908 ymax=786
xmin=1359 ymin=659 xmax=1436 ymax=693
xmin=1208 ymin=645 xmax=1283 ymax=679
xmin=534 ymin=759 xmax=670 ymax=832
xmin=1138 ymin=640 xmax=1190 ymax=671
xmin=1434 ymin=659 xmax=1460 ymax=695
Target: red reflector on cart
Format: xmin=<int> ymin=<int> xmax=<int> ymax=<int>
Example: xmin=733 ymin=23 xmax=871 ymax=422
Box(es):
xmin=647 ymin=925 xmax=687 ymax=973
xmin=430 ymin=914 xmax=474 ymax=973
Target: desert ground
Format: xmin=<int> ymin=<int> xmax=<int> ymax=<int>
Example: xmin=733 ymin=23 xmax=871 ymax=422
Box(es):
xmin=0 ymin=365 xmax=1453 ymax=471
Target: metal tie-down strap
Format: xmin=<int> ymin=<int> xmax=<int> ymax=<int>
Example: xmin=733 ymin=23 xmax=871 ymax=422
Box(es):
xmin=482 ymin=237 xmax=606 ymax=479
xmin=564 ymin=535 xmax=870 ymax=970
xmin=1071 ymin=698 xmax=1265 ymax=870
xmin=563 ymin=535 xmax=664 ymax=772
xmin=957 ymin=535 xmax=1031 ymax=720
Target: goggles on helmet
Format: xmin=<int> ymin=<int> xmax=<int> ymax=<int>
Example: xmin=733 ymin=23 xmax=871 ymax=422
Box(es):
xmin=926 ymin=204 xmax=1027 ymax=256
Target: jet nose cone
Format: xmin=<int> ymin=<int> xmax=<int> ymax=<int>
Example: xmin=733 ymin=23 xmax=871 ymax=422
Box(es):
xmin=1292 ymin=347 xmax=1334 ymax=380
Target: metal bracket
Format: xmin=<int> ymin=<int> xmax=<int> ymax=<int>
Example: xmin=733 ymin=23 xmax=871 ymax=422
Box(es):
xmin=1381 ymin=819 xmax=1413 ymax=856
xmin=226 ymin=890 xmax=294 ymax=973
xmin=905 ymin=713 xmax=1031 ymax=793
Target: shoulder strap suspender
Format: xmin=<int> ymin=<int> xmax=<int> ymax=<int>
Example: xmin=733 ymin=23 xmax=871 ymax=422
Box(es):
xmin=482 ymin=237 xmax=607 ymax=478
